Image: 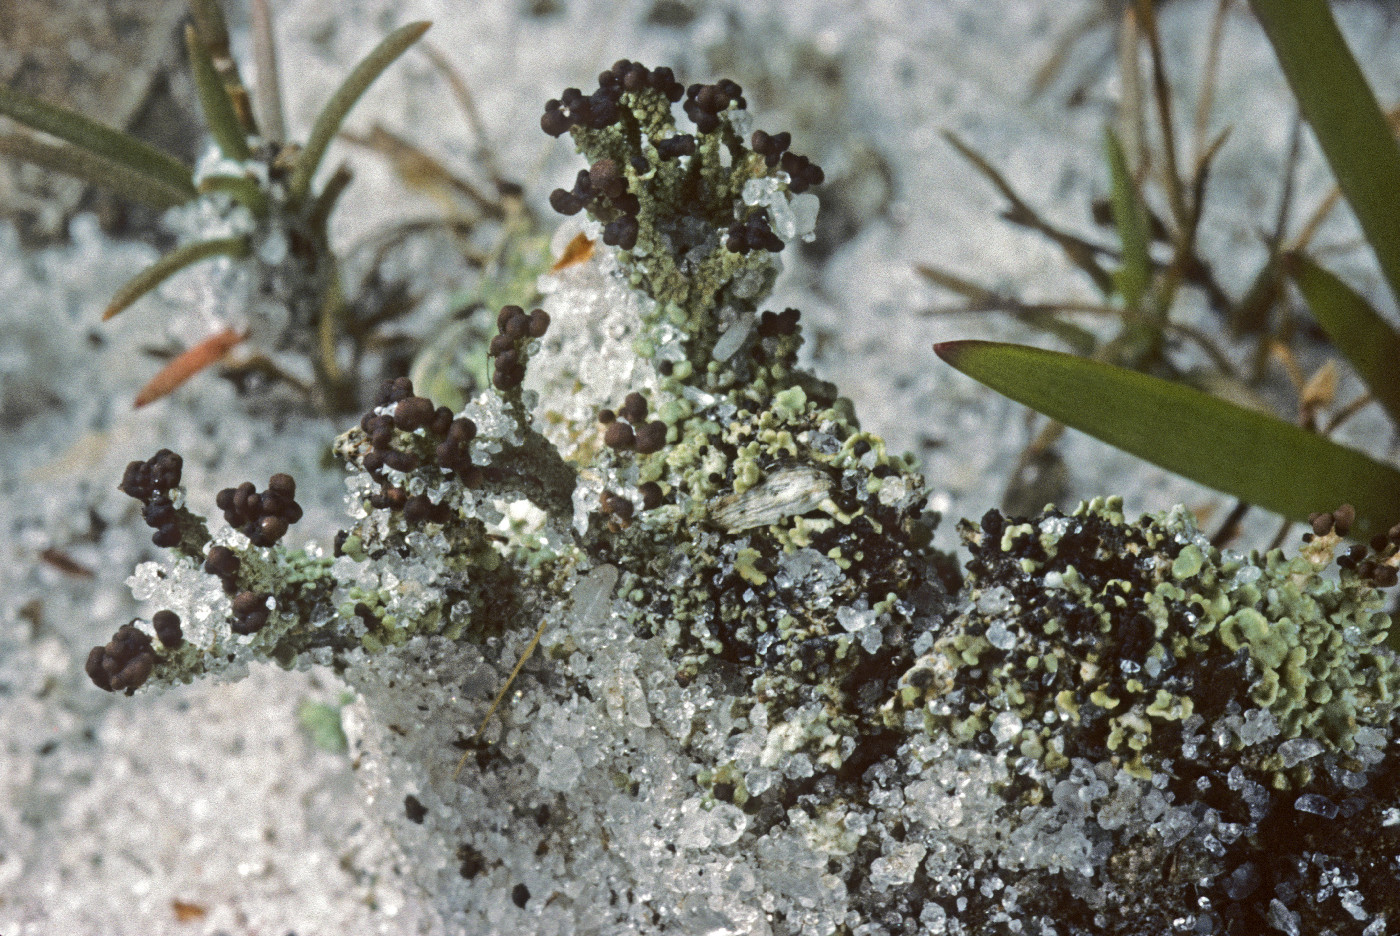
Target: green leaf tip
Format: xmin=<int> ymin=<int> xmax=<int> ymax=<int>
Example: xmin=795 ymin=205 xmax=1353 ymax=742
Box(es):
xmin=104 ymin=236 xmax=251 ymax=322
xmin=288 ymin=20 xmax=433 ymax=202
xmin=934 ymin=339 xmax=1400 ymax=539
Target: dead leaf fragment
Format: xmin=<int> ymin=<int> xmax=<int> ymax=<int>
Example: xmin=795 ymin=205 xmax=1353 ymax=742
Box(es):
xmin=134 ymin=328 xmax=245 ymax=408
xmin=551 ymin=232 xmax=594 ymax=272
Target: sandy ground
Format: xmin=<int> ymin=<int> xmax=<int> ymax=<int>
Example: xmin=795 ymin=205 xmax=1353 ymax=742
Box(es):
xmin=2 ymin=1 xmax=1398 ymax=933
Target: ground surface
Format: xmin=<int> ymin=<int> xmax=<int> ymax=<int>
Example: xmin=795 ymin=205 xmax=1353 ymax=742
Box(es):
xmin=2 ymin=1 xmax=1398 ymax=933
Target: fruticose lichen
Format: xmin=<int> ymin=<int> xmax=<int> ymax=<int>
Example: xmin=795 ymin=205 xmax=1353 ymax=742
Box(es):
xmin=93 ymin=62 xmax=1399 ymax=935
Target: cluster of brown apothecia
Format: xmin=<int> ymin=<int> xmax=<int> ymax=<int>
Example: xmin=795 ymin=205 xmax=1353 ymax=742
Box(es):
xmin=549 ymin=158 xmax=643 ymax=250
xmin=118 ymin=449 xmax=188 ymax=548
xmin=540 ymin=60 xmax=684 ymax=137
xmin=598 ymin=392 xmax=667 ymax=455
xmin=756 ymin=307 xmax=801 ymax=337
xmin=1308 ymin=504 xmax=1400 ymax=587
xmin=488 ymin=305 xmax=550 ymax=391
xmin=598 ymin=482 xmax=665 ymax=531
xmin=200 ymin=545 xmax=277 ymax=635
xmin=215 ymin=473 xmax=302 ymax=547
xmin=86 ymin=611 xmax=181 ymax=694
xmin=359 ymin=377 xmax=470 ymax=521
xmin=542 ymin=60 xmax=823 ymax=256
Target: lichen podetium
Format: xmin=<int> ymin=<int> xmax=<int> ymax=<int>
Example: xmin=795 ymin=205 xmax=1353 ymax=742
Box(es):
xmin=91 ymin=61 xmax=1399 ymax=935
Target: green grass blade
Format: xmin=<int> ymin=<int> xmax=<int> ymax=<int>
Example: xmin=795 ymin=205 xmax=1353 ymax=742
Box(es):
xmin=0 ymin=132 xmax=192 ymax=210
xmin=1104 ymin=127 xmax=1151 ymax=313
xmin=1249 ymin=0 xmax=1400 ymax=308
xmin=185 ymin=23 xmax=251 ymax=161
xmin=104 ymin=236 xmax=251 ymax=321
xmin=0 ymin=85 xmax=194 ymax=197
xmin=934 ymin=339 xmax=1400 ymax=538
xmin=1284 ymin=252 xmax=1400 ymax=426
xmin=289 ymin=21 xmax=431 ymax=201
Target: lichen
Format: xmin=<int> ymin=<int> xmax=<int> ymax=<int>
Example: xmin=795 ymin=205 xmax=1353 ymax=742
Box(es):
xmin=90 ymin=62 xmax=1400 ymax=936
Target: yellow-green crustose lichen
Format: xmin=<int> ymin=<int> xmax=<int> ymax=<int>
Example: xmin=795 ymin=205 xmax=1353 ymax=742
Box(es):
xmin=895 ymin=498 xmax=1395 ymax=788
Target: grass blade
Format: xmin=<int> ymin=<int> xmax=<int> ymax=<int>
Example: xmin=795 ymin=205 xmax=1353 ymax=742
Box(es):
xmin=188 ymin=0 xmax=258 ymax=134
xmin=1249 ymin=0 xmax=1400 ymax=308
xmin=934 ymin=339 xmax=1400 ymax=539
xmin=104 ymin=236 xmax=251 ymax=321
xmin=251 ymin=0 xmax=287 ymax=141
xmin=185 ymin=24 xmax=251 ymax=161
xmin=1283 ymin=252 xmax=1400 ymax=426
xmin=1104 ymin=127 xmax=1151 ymax=312
xmin=0 ymin=86 xmax=194 ymax=196
xmin=0 ymin=133 xmax=191 ymax=210
xmin=289 ymin=21 xmax=432 ymax=201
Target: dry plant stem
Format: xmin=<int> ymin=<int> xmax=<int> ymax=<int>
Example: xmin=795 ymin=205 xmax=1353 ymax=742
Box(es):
xmin=0 ymin=133 xmax=191 ymax=210
xmin=315 ymin=254 xmax=354 ymax=411
xmin=1209 ymin=498 xmax=1251 ymax=548
xmin=1193 ymin=0 xmax=1233 ymax=163
xmin=288 ymin=21 xmax=432 ymax=202
xmin=920 ymin=301 xmax=1119 ymax=317
xmin=1289 ymin=106 xmax=1400 ymax=253
xmin=1005 ymin=418 xmax=1067 ymax=510
xmin=1273 ymin=118 xmax=1304 ymax=245
xmin=1266 ymin=517 xmax=1294 ymax=551
xmin=1031 ymin=7 xmax=1108 ymax=98
xmin=1134 ymin=0 xmax=1188 ymax=231
xmin=1190 ymin=129 xmax=1231 ymax=221
xmin=1270 ymin=339 xmax=1307 ymax=394
xmin=942 ymin=131 xmax=1116 ymax=295
xmin=1174 ymin=129 xmax=1232 ymax=307
xmin=1160 ymin=319 xmax=1238 ymax=377
xmin=453 ymin=616 xmax=554 ymax=781
xmin=486 ymin=198 xmax=533 ymax=267
xmin=340 ymin=126 xmax=503 ymax=219
xmin=251 ymin=0 xmax=287 ymax=141
xmin=1324 ymin=392 xmax=1376 ymax=434
xmin=223 ymin=351 xmax=316 ymax=396
xmin=922 ymin=288 xmax=1233 ymax=375
xmin=419 ymin=42 xmax=506 ymax=186
xmin=1133 ymin=1 xmax=1217 ymax=326
xmin=1236 ymin=120 xmax=1300 ymax=347
xmin=1291 ymin=189 xmax=1345 ymax=254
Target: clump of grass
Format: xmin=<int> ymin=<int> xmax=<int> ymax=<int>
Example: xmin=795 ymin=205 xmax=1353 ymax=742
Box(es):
xmin=0 ymin=1 xmax=431 ymax=412
xmin=930 ymin=0 xmax=1400 ymax=549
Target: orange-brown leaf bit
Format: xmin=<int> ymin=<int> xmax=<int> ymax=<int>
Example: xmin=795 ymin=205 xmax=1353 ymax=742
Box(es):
xmin=134 ymin=329 xmax=245 ymax=408
xmin=551 ymin=232 xmax=595 ymax=272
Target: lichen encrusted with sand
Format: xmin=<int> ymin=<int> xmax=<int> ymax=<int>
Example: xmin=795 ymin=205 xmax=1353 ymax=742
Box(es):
xmin=88 ymin=61 xmax=1399 ymax=936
